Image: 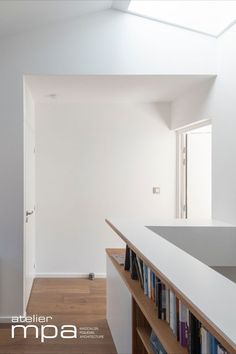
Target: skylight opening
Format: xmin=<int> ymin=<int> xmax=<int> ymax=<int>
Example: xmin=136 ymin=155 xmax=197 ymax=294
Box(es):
xmin=128 ymin=0 xmax=236 ymax=37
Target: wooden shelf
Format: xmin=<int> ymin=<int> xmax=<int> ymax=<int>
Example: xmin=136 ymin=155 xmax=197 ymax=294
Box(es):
xmin=106 ymin=248 xmax=188 ymax=354
xmin=136 ymin=327 xmax=154 ymax=354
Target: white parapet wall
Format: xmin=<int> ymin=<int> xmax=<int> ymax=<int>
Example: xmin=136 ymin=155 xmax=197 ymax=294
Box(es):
xmin=106 ymin=255 xmax=132 ymax=354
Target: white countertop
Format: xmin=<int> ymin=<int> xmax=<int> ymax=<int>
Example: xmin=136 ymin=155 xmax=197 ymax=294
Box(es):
xmin=106 ymin=218 xmax=236 ymax=350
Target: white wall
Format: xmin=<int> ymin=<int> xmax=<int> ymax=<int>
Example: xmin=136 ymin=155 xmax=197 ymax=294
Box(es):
xmin=35 ymin=102 xmax=175 ymax=276
xmin=212 ymin=24 xmax=236 ymax=223
xmin=0 ymin=78 xmax=24 ymax=321
xmin=0 ymin=8 xmax=217 ymax=319
xmin=172 ymin=23 xmax=236 ymax=225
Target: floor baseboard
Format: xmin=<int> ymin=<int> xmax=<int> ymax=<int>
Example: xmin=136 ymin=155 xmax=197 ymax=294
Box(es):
xmin=35 ymin=272 xmax=106 ymax=278
xmin=0 ymin=310 xmax=27 ymax=324
xmin=0 ymin=316 xmax=14 ymax=323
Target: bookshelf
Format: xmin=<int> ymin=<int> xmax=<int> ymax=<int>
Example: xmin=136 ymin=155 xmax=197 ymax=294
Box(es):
xmin=106 ymin=248 xmax=188 ymax=354
xmin=106 ymin=219 xmax=236 ymax=354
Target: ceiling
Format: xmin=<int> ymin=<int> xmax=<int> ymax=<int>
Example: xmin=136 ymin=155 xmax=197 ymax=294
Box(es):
xmin=0 ymin=0 xmax=113 ymax=38
xmin=26 ymin=75 xmax=214 ymax=103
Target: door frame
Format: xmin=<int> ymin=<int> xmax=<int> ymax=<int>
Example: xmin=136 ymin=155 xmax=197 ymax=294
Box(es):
xmin=23 ymin=79 xmax=36 ymax=314
xmin=176 ymin=119 xmax=211 ymax=218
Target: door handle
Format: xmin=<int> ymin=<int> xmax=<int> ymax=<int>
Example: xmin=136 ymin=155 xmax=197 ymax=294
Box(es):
xmin=26 ymin=210 xmax=34 ymax=217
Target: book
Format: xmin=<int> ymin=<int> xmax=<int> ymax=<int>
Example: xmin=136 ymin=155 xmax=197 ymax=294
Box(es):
xmin=169 ymin=290 xmax=176 ymax=334
xmin=200 ymin=326 xmax=208 ymax=354
xmin=166 ymin=288 xmax=170 ymax=324
xmin=143 ymin=264 xmax=148 ymax=296
xmin=217 ymin=344 xmax=227 ymax=354
xmin=147 ymin=267 xmax=151 ymax=298
xmin=156 ymin=278 xmax=162 ymax=319
xmin=155 ymin=275 xmax=159 ymax=307
xmin=170 ymin=291 xmax=177 ymax=337
xmin=206 ymin=330 xmax=213 ymax=354
xmin=150 ymin=330 xmax=167 ymax=354
xmin=136 ymin=256 xmax=144 ymax=288
xmin=176 ymin=297 xmax=180 ymax=341
xmin=130 ymin=250 xmax=138 ymax=280
xmin=208 ymin=332 xmax=218 ymax=354
xmin=151 ymin=271 xmax=156 ymax=301
xmin=124 ymin=245 xmax=130 ymax=271
xmin=179 ymin=301 xmax=188 ymax=347
xmin=188 ymin=312 xmax=201 ymax=354
xmin=161 ymin=283 xmax=166 ymax=320
xmin=150 ymin=330 xmax=159 ymax=353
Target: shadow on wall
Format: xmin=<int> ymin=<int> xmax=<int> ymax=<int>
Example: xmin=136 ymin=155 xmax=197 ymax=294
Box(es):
xmin=171 ymin=77 xmax=217 ymax=130
xmin=136 ymin=102 xmax=171 ymax=129
xmin=155 ymin=102 xmax=171 ymax=129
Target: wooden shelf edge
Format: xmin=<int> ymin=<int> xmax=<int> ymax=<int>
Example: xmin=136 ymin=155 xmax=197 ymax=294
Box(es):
xmin=137 ymin=327 xmax=154 ymax=354
xmin=106 ymin=248 xmax=188 ymax=354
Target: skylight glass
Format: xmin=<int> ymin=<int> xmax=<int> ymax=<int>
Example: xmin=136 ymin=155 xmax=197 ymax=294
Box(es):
xmin=128 ymin=1 xmax=236 ymax=36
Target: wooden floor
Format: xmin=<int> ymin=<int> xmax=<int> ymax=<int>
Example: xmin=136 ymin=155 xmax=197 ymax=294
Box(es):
xmin=0 ymin=278 xmax=117 ymax=354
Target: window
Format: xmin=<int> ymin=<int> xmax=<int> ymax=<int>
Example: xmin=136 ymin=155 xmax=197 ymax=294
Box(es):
xmin=128 ymin=0 xmax=236 ymax=36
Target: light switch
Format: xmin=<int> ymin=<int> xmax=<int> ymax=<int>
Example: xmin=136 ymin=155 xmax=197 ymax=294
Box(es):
xmin=153 ymin=187 xmax=160 ymax=194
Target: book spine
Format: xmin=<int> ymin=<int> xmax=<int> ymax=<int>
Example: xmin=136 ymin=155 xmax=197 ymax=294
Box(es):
xmin=179 ymin=301 xmax=188 ymax=347
xmin=130 ymin=250 xmax=138 ymax=280
xmin=136 ymin=257 xmax=144 ymax=288
xmin=151 ymin=271 xmax=156 ymax=301
xmin=188 ymin=312 xmax=201 ymax=354
xmin=212 ymin=336 xmax=218 ymax=354
xmin=150 ymin=330 xmax=167 ymax=354
xmin=201 ymin=327 xmax=207 ymax=354
xmin=169 ymin=290 xmax=175 ymax=333
xmin=147 ymin=267 xmax=151 ymax=299
xmin=176 ymin=297 xmax=179 ymax=341
xmin=150 ymin=271 xmax=153 ymax=300
xmin=124 ymin=244 xmax=130 ymax=271
xmin=161 ymin=283 xmax=166 ymax=320
xmin=157 ymin=278 xmax=162 ymax=319
xmin=143 ymin=264 xmax=148 ymax=296
xmin=208 ymin=330 xmax=213 ymax=354
xmin=179 ymin=301 xmax=183 ymax=345
xmin=166 ymin=288 xmax=170 ymax=324
xmin=155 ymin=275 xmax=159 ymax=307
xmin=173 ymin=293 xmax=177 ymax=336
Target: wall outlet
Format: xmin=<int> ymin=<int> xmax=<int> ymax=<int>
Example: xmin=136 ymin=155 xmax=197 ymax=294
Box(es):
xmin=153 ymin=187 xmax=160 ymax=194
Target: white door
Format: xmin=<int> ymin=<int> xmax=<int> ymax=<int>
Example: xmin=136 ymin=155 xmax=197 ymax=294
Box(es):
xmin=24 ymin=83 xmax=36 ymax=311
xmin=186 ymin=126 xmax=212 ymax=219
